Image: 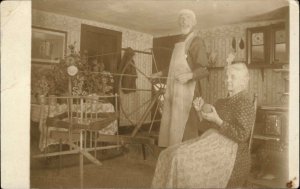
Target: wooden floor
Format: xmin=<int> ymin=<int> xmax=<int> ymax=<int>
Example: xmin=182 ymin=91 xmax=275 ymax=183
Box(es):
xmin=31 ymin=144 xmax=158 ymax=188
xmin=31 ymin=123 xmax=288 ymax=188
xmin=30 ymin=120 xmax=164 ymax=188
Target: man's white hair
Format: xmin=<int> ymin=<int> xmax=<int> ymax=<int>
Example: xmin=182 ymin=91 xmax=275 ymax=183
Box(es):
xmin=178 ymin=9 xmax=196 ymax=23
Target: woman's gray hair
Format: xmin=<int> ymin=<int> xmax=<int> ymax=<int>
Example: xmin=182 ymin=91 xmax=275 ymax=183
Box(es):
xmin=225 ymin=63 xmax=250 ymax=89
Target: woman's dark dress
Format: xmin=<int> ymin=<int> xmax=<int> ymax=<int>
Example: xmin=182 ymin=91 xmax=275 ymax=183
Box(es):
xmin=152 ymin=90 xmax=255 ymax=188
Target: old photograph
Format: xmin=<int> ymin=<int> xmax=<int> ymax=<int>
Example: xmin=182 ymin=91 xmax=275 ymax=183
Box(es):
xmin=1 ymin=0 xmax=299 ymax=188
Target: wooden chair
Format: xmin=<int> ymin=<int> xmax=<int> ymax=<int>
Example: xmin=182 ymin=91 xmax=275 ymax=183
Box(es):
xmin=33 ymin=94 xmax=121 ymax=188
xmin=244 ymin=94 xmax=258 ymax=188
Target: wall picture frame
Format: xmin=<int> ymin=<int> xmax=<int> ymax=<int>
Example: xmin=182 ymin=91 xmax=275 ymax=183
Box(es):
xmin=32 ymin=27 xmax=67 ymax=64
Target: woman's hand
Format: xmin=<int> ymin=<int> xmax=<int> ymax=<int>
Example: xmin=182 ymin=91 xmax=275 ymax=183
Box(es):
xmin=193 ymin=97 xmax=204 ymax=111
xmin=176 ymin=72 xmax=193 ymax=84
xmin=193 ymin=97 xmax=204 ymax=121
xmin=201 ymin=106 xmax=223 ymax=126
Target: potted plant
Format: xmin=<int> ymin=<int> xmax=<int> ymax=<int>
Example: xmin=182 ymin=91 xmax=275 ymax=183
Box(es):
xmin=31 ymin=42 xmax=116 ymax=104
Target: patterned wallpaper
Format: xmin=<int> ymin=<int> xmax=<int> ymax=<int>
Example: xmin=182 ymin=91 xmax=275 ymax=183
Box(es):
xmin=32 ymin=9 xmax=286 ymax=126
xmin=197 ymin=19 xmax=286 ymax=106
xmin=32 ymin=9 xmax=153 ymax=126
xmin=198 ymin=20 xmax=285 ymax=67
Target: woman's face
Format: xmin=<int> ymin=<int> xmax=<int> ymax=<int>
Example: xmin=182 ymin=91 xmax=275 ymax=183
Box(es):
xmin=225 ymin=70 xmax=244 ymax=96
xmin=178 ymin=14 xmax=195 ymax=34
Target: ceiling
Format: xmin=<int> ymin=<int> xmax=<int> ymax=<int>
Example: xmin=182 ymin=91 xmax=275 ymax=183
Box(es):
xmin=32 ymin=0 xmax=289 ymax=37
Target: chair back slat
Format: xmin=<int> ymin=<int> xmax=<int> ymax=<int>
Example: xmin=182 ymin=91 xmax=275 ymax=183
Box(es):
xmin=248 ymin=93 xmax=258 ymax=152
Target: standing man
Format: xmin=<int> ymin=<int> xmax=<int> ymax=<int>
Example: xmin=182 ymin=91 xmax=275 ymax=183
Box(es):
xmin=153 ymin=9 xmax=209 ymax=147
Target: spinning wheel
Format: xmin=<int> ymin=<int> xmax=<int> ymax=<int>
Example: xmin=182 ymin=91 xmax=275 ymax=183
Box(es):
xmin=118 ymin=50 xmax=166 ymax=138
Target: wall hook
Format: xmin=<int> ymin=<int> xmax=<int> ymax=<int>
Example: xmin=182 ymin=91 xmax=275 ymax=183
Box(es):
xmin=239 ymin=38 xmax=244 ymax=49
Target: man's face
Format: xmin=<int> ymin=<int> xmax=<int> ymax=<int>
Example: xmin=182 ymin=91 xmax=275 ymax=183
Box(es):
xmin=178 ymin=14 xmax=195 ymax=34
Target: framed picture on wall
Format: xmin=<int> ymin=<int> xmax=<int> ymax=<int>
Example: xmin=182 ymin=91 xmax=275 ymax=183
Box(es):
xmin=32 ymin=27 xmax=67 ymax=64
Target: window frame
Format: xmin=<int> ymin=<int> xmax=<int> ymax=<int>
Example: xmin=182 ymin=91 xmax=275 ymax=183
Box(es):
xmin=270 ymin=22 xmax=288 ymax=64
xmin=246 ymin=22 xmax=288 ymax=67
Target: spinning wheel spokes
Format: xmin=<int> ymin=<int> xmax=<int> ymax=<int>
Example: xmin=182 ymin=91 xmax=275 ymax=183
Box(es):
xmin=118 ymin=54 xmax=165 ymax=137
xmin=148 ymin=100 xmax=160 ymax=134
xmin=130 ymin=62 xmax=152 ymax=82
xmin=120 ymin=94 xmax=154 ymax=125
xmin=150 ymin=48 xmax=162 ymax=84
xmin=130 ymin=91 xmax=162 ymax=137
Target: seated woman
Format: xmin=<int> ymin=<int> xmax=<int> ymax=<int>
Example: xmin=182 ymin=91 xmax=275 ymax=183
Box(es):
xmin=151 ymin=63 xmax=255 ymax=188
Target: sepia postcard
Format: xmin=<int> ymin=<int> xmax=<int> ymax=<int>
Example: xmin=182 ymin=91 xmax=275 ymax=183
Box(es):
xmin=1 ymin=0 xmax=299 ymax=188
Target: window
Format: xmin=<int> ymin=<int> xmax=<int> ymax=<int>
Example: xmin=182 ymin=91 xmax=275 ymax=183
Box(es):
xmin=251 ymin=32 xmax=265 ymax=63
xmin=246 ymin=22 xmax=288 ymax=66
xmin=272 ymin=26 xmax=287 ymax=64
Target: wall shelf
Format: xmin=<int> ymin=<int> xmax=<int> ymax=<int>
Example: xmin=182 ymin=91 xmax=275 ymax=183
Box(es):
xmin=273 ymin=68 xmax=289 ymax=73
xmin=253 ymin=134 xmax=280 ymax=141
xmin=248 ymin=63 xmax=286 ymax=69
xmin=259 ymin=105 xmax=288 ymax=111
xmin=247 ymin=63 xmax=287 ymax=81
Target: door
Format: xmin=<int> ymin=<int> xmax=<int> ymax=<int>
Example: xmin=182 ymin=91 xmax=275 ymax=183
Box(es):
xmin=81 ymin=24 xmax=122 ymax=79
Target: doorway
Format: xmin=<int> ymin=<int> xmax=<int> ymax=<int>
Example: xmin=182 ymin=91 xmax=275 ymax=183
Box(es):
xmin=80 ymin=24 xmax=122 ymax=78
